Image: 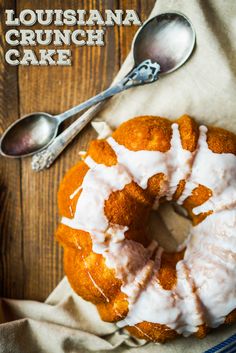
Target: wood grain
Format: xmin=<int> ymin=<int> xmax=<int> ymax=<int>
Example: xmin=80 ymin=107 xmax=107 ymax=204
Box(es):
xmin=0 ymin=0 xmax=155 ymax=300
xmin=0 ymin=0 xmax=24 ymax=298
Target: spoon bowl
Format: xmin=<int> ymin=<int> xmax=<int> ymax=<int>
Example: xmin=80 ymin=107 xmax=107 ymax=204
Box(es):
xmin=0 ymin=12 xmax=196 ymax=159
xmin=0 ymin=113 xmax=58 ymax=157
xmin=133 ymin=12 xmax=195 ymax=73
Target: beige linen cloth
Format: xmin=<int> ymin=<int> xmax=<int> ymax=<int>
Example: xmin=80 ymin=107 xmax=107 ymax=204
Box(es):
xmin=1 ymin=0 xmax=236 ymax=352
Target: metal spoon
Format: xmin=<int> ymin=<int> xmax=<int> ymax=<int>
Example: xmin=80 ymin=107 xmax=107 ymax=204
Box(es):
xmin=0 ymin=12 xmax=195 ymax=160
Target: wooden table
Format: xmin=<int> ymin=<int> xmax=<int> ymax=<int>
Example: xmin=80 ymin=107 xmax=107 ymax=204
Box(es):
xmin=0 ymin=0 xmax=155 ymax=301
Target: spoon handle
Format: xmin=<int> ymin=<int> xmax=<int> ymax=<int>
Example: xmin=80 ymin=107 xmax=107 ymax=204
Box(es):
xmin=32 ymin=59 xmax=160 ymax=171
xmin=55 ymin=59 xmax=160 ymax=123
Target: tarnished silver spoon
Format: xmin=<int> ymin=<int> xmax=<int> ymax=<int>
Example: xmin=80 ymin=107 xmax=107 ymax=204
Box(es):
xmin=0 ymin=12 xmax=195 ymax=161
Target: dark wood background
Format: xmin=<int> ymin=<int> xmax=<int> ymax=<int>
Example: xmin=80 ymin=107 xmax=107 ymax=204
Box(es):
xmin=0 ymin=0 xmax=155 ymax=301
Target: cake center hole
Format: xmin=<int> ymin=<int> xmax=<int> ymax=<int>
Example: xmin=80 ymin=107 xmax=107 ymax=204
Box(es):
xmin=148 ymin=203 xmax=191 ymax=252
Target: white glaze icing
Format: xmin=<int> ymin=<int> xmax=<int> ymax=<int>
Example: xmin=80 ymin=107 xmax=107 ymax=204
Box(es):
xmin=61 ymin=123 xmax=236 ymax=336
xmin=107 ymin=123 xmax=192 ymax=196
xmin=178 ymin=126 xmax=236 ymax=215
xmin=91 ymin=121 xmax=113 ymax=139
xmin=117 ymin=260 xmax=203 ymax=336
xmin=62 ymin=156 xmax=131 ymax=243
xmin=184 ymin=210 xmax=236 ymax=327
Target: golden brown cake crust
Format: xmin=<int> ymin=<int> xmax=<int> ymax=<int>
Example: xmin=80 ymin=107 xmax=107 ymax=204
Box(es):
xmin=56 ymin=115 xmax=236 ymax=342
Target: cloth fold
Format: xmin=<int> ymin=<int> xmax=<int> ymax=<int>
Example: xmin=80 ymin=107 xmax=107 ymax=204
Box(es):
xmin=2 ymin=278 xmax=236 ymax=353
xmin=1 ymin=0 xmax=236 ymax=352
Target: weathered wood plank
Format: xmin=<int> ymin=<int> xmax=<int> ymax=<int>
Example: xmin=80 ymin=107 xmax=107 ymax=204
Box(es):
xmin=0 ymin=0 xmax=24 ymax=298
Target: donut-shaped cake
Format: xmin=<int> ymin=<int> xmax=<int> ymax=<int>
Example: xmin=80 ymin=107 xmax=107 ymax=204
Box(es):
xmin=56 ymin=115 xmax=236 ymax=342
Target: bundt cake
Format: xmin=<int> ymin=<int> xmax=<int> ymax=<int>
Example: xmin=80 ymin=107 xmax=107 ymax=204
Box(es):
xmin=56 ymin=115 xmax=236 ymax=342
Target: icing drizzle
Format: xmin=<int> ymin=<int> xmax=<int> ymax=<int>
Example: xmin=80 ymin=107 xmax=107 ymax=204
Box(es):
xmin=61 ymin=123 xmax=236 ymax=336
